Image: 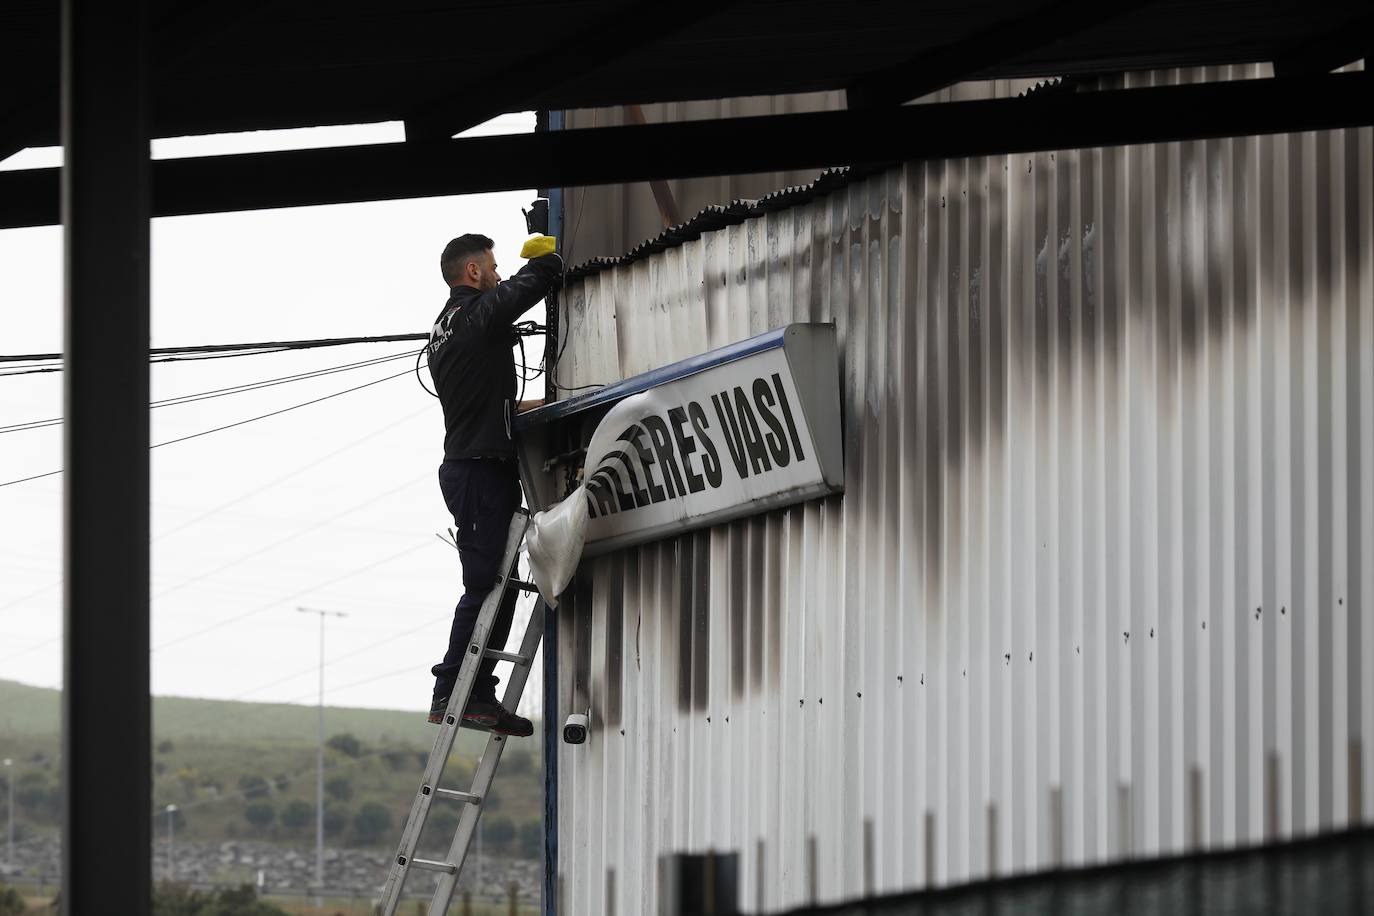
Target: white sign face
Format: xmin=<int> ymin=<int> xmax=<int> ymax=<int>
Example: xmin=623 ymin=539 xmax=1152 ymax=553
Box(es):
xmin=579 ymin=344 xmax=836 ymax=554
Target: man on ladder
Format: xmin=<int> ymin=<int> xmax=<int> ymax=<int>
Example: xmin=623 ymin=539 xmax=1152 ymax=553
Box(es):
xmin=425 ymin=231 xmax=560 ymax=735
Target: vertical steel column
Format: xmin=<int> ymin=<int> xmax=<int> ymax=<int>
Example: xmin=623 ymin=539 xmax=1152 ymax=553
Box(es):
xmin=537 ymin=107 xmax=563 ymax=916
xmin=60 ymin=0 xmax=150 ymax=912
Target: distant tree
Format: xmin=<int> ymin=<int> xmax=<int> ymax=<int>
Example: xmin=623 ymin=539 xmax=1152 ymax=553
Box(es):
xmin=156 ymin=739 xmax=175 ymax=754
xmin=243 ymin=802 xmax=275 ymax=828
xmin=155 ymin=761 xmax=168 ymax=777
xmin=324 ymin=776 xmax=353 ymax=802
xmin=237 ymin=774 xmax=270 ymax=800
xmin=483 ymin=788 xmax=502 ymax=812
xmin=151 ymin=881 xmax=196 ymax=916
xmin=323 ymin=804 xmax=350 ymax=837
xmin=484 ymin=816 xmax=515 ymax=853
xmin=153 ymin=881 xmax=288 ymax=916
xmin=16 ymin=782 xmax=59 ymax=820
xmin=281 ymin=800 xmax=313 ymax=831
xmin=207 ymin=884 xmax=289 ymax=915
xmin=351 ymin=802 xmax=392 ymax=846
xmin=176 ymin=767 xmax=201 ymax=800
xmin=425 ymin=810 xmax=459 ymax=847
xmin=272 ymin=773 xmax=291 ymax=793
xmin=503 ymin=749 xmax=532 ymax=775
xmin=326 ymin=733 xmax=363 ymax=758
xmin=519 ymin=820 xmax=542 ymax=860
xmin=382 ymin=750 xmax=415 ymax=772
xmin=0 ymin=884 xmax=24 ymax=916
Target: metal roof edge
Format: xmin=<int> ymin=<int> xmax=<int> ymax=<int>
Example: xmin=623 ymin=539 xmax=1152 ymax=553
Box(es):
xmin=562 ymin=164 xmax=895 ymax=283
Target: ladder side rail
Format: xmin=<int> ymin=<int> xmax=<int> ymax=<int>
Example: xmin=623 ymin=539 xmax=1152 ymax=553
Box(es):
xmin=427 ymin=603 xmax=548 ymax=915
xmin=376 ymin=614 xmax=494 ymax=911
xmin=378 ymin=510 xmax=530 ymax=915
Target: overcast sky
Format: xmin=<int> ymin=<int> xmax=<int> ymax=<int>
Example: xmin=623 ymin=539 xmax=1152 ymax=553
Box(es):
xmin=0 ymin=113 xmax=548 ymax=718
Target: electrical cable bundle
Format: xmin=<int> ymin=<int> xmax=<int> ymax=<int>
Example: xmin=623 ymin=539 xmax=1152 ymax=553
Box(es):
xmin=0 ymin=333 xmax=429 ymax=489
xmin=0 ymin=332 xmax=428 ymax=375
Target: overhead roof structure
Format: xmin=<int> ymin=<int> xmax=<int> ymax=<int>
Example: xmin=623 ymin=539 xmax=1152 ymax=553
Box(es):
xmin=5 ymin=3 xmax=1370 ymax=915
xmin=2 ymin=0 xmax=1372 ymax=145
xmin=1 ymin=0 xmax=1371 ymax=226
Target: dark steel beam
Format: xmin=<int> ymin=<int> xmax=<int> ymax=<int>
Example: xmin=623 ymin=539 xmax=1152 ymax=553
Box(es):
xmin=1 ymin=0 xmax=276 ymax=161
xmin=845 ymin=0 xmax=1156 ymax=108
xmin=1272 ymin=13 xmax=1372 ymax=77
xmin=2 ymin=70 xmax=1370 ymax=230
xmin=403 ymin=0 xmax=740 ymax=141
xmin=61 ymin=1 xmax=151 ymax=913
xmin=623 ymin=104 xmax=682 ymax=228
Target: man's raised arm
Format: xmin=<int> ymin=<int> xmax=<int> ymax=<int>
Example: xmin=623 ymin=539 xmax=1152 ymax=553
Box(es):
xmin=470 ymin=239 xmax=562 ymax=332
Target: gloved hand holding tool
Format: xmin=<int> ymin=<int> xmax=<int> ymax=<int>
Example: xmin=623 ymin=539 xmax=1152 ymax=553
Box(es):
xmin=520 ymin=234 xmax=557 ymax=259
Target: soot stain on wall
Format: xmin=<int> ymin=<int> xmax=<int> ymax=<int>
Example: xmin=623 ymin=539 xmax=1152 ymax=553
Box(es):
xmin=605 ymin=551 xmax=625 ymax=729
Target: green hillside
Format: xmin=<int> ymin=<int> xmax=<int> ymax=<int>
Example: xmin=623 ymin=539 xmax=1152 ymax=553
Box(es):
xmin=0 ymin=677 xmax=448 ymax=746
xmin=0 ymin=678 xmax=544 ymax=858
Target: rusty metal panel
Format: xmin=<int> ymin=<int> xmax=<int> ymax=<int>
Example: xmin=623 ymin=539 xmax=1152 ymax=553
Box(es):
xmin=551 ymin=64 xmax=1372 ymax=914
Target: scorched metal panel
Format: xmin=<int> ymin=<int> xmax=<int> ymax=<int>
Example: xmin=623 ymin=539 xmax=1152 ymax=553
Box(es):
xmin=547 ymin=63 xmax=1372 ymax=915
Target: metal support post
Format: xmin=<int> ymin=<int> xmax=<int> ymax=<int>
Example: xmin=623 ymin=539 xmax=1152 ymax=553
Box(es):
xmin=61 ymin=1 xmax=150 ymax=913
xmin=3 ymin=758 xmax=13 ymax=870
xmin=536 ymin=106 xmax=563 ymax=916
xmin=298 ymin=607 xmax=347 ymax=904
xmin=165 ymin=804 xmax=177 ymax=879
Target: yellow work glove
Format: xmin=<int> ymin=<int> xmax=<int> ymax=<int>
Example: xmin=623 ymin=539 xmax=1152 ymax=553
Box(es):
xmin=520 ymin=235 xmax=558 ymax=259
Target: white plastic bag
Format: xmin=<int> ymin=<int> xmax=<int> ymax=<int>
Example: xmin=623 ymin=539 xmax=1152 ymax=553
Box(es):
xmin=526 ymin=392 xmax=655 ymax=606
xmin=525 ymin=481 xmax=588 ymax=607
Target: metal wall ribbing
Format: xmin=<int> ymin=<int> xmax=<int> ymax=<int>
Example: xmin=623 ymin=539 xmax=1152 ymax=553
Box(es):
xmin=551 ymin=66 xmax=1373 ymax=915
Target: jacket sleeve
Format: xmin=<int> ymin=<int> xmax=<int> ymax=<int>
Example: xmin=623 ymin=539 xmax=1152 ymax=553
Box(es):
xmin=464 ymin=253 xmax=563 ymax=336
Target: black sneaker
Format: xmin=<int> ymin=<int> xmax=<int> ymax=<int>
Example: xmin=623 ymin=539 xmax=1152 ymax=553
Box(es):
xmin=463 ymin=697 xmax=534 ymax=738
xmin=428 ymin=694 xmax=450 ymax=724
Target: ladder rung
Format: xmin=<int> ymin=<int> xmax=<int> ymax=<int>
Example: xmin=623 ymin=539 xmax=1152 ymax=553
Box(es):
xmin=434 ymin=787 xmax=482 ymax=805
xmin=510 ymin=578 xmax=540 ymax=593
xmin=484 ymin=648 xmax=531 ymax=666
xmin=410 ymin=858 xmax=458 ymax=875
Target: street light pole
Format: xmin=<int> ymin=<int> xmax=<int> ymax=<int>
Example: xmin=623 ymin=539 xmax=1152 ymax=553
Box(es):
xmin=297 ymin=606 xmax=347 ymax=903
xmin=4 ymin=758 xmax=13 ymax=870
xmin=165 ymin=804 xmax=177 ymax=880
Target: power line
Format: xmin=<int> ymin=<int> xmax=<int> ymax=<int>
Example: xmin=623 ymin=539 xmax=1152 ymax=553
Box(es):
xmin=0 ymin=332 xmax=429 ymax=366
xmin=0 ymin=406 xmax=433 ymax=619
xmin=152 ymin=405 xmax=432 ymax=541
xmin=0 ymin=348 xmax=299 ymax=377
xmin=0 ymin=635 xmax=58 ymax=665
xmin=0 ymin=536 xmax=444 ymax=701
xmin=150 ymin=472 xmax=430 ymax=604
xmin=0 ymin=367 xmax=414 ymax=490
xmin=0 ymin=349 xmax=419 ymax=435
xmin=151 ymin=538 xmax=439 ymax=652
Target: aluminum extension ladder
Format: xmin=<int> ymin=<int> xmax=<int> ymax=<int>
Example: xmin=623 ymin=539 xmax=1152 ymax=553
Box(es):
xmin=378 ymin=508 xmax=542 ymax=915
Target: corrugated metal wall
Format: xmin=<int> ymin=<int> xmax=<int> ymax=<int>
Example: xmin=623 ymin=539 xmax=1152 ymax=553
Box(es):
xmin=551 ymin=65 xmax=1373 ymax=915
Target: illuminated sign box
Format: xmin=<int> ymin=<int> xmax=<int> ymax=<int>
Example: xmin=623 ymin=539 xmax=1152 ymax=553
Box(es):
xmin=516 ymin=323 xmax=844 ymax=556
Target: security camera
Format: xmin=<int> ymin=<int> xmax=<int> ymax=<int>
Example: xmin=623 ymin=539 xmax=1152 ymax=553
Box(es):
xmin=523 ymin=198 xmax=550 ymax=236
xmin=563 ymin=710 xmax=589 ymax=745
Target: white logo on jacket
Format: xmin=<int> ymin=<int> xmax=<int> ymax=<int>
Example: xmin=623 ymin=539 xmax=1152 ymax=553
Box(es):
xmin=428 ymin=307 xmax=459 ymax=355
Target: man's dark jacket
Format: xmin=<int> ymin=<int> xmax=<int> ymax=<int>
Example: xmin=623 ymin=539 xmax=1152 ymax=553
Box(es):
xmin=427 ymin=253 xmax=562 ymax=460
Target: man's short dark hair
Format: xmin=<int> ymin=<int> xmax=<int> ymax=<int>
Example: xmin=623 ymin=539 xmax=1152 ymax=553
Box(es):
xmin=440 ymin=234 xmax=494 ymax=285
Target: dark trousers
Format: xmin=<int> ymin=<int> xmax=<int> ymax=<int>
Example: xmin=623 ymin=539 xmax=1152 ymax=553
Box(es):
xmin=431 ymin=457 xmax=522 ymax=702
